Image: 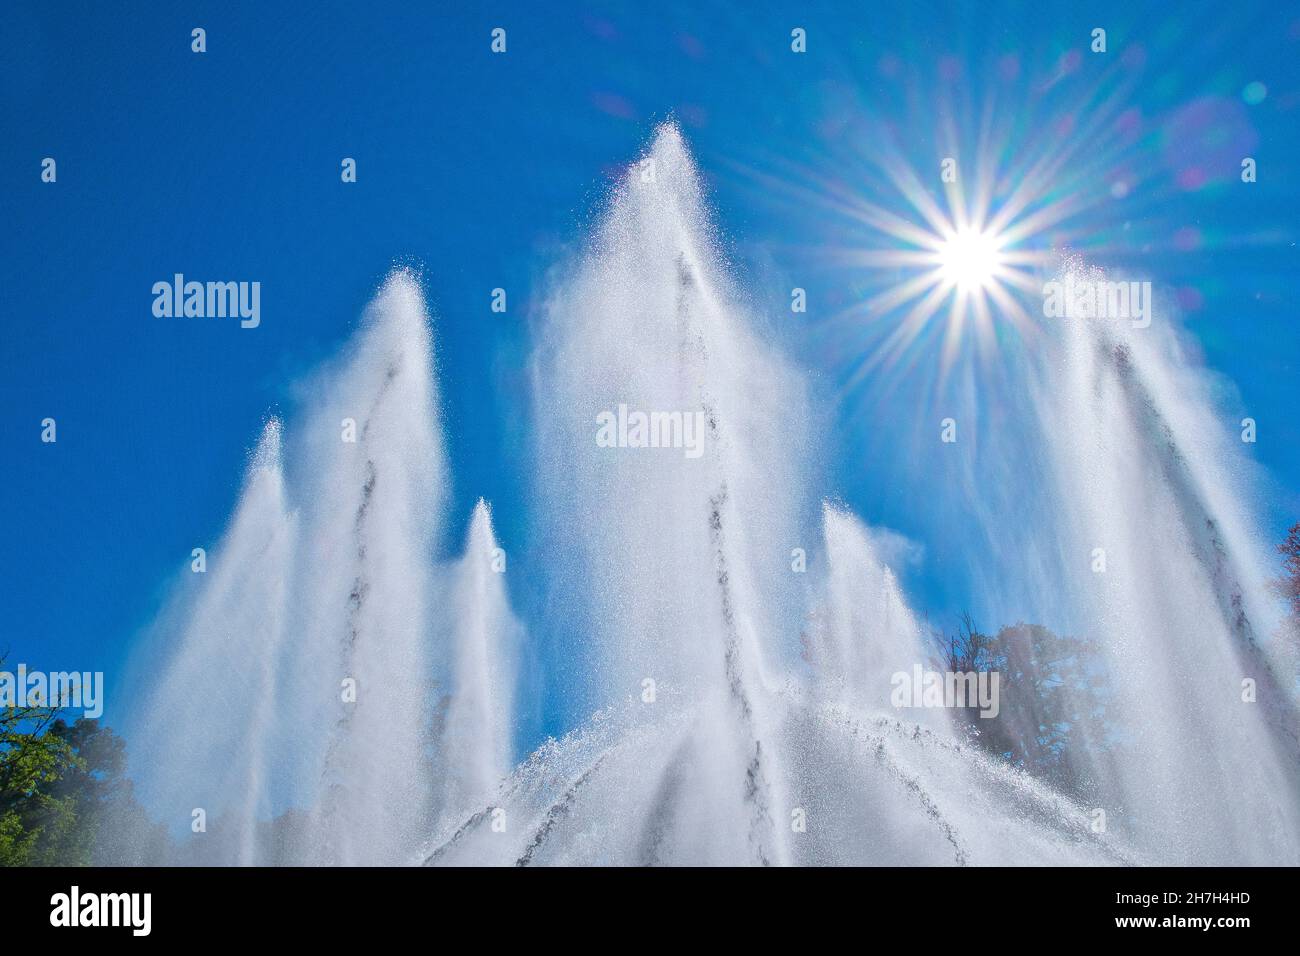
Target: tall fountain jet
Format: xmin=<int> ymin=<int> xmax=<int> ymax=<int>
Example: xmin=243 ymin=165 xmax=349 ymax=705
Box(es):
xmin=528 ymin=123 xmax=820 ymax=865
xmin=296 ymin=271 xmax=448 ymax=866
xmin=438 ymin=499 xmax=520 ymax=825
xmin=1019 ymin=262 xmax=1300 ymax=863
xmin=810 ymin=503 xmax=938 ymax=719
xmin=128 ymin=421 xmax=293 ymax=865
xmin=129 ymin=271 xmax=455 ymax=866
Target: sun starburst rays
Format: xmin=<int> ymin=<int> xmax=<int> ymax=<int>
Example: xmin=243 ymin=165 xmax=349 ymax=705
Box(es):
xmin=829 ymin=182 xmax=1052 ymax=378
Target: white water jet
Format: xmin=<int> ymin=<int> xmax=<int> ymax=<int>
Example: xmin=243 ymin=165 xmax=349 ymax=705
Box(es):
xmin=128 ymin=421 xmax=293 ymax=865
xmin=1020 ymin=261 xmax=1300 ymax=863
xmin=289 ymin=271 xmax=447 ymax=865
xmin=530 ymin=123 xmax=815 ymax=865
xmin=128 ymin=271 xmax=461 ymax=865
xmin=806 ymin=503 xmax=938 ymax=719
xmin=437 ymin=499 xmax=520 ymax=824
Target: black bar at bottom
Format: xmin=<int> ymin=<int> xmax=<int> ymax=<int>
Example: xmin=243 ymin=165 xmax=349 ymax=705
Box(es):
xmin=1 ymin=866 xmax=1286 ymax=942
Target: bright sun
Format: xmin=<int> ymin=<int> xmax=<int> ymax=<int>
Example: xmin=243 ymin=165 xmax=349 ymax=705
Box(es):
xmin=937 ymin=227 xmax=1004 ymax=292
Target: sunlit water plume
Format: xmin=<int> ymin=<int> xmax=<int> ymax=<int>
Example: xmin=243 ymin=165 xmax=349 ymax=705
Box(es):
xmin=126 ymin=126 xmax=1297 ymax=866
xmin=1013 ymin=260 xmax=1300 ymax=863
xmin=131 ymin=272 xmax=476 ymax=865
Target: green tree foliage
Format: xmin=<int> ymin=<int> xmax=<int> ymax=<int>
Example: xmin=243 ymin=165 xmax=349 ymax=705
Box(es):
xmin=1 ymin=657 xmax=170 ymax=866
xmin=0 ymin=678 xmax=81 ymax=865
xmin=45 ymin=717 xmax=172 ymax=865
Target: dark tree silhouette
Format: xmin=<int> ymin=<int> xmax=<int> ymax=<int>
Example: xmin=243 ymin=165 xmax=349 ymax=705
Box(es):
xmin=1274 ymin=522 xmax=1300 ymax=628
xmin=937 ymin=615 xmax=1110 ymax=802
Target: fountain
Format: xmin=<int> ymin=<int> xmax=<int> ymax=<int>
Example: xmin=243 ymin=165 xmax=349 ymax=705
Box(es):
xmin=125 ymin=126 xmax=1299 ymax=866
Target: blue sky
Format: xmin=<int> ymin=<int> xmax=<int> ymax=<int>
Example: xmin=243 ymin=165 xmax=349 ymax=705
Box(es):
xmin=3 ymin=0 xmax=1298 ymax=738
